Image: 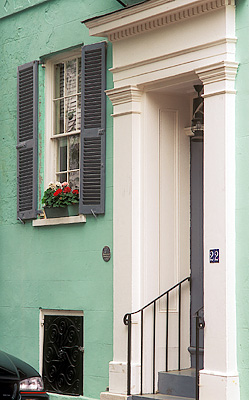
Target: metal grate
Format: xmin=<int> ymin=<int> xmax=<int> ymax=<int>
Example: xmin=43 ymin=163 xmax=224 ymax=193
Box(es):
xmin=83 ymin=48 xmax=102 ymax=129
xmin=18 ymin=148 xmax=33 ymax=211
xmin=43 ymin=315 xmax=83 ymax=396
xmin=82 ymin=137 xmax=102 ymax=205
xmin=18 ymin=67 xmax=34 ymax=142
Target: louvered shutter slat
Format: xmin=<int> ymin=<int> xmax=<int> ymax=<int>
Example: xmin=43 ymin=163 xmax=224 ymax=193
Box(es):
xmin=80 ymin=42 xmax=106 ymax=215
xmin=17 ymin=61 xmax=38 ymax=220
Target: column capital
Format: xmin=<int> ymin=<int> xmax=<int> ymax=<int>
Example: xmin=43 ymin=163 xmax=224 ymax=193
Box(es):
xmin=196 ymin=61 xmax=238 ymax=97
xmin=106 ymin=85 xmax=143 ymax=106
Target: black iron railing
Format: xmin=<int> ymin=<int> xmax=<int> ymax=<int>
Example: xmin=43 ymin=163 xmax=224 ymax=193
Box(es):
xmin=123 ymin=276 xmax=190 ymax=396
xmin=195 ymin=307 xmax=205 ymax=400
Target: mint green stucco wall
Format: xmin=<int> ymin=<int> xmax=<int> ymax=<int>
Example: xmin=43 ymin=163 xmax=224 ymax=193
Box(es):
xmin=0 ymin=1 xmax=123 ymax=398
xmin=236 ymin=1 xmax=249 ymax=398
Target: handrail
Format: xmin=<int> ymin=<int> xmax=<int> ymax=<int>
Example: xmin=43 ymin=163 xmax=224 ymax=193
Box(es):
xmin=123 ymin=276 xmax=190 ymax=396
xmin=123 ymin=276 xmax=190 ymax=322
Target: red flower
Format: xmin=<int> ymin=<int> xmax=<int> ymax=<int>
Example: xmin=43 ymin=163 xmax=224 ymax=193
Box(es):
xmin=53 ymin=188 xmax=62 ymax=196
xmin=72 ymin=189 xmax=79 ymax=195
xmin=63 ymin=186 xmax=71 ymax=193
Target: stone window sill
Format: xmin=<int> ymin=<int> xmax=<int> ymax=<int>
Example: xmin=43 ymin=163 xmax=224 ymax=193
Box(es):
xmin=32 ymin=214 xmax=86 ymax=227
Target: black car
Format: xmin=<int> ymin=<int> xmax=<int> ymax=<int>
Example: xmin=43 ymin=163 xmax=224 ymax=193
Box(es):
xmin=0 ymin=350 xmax=49 ymax=399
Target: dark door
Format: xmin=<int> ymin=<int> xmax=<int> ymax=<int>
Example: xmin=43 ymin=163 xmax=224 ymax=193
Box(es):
xmin=189 ymin=137 xmax=204 ymax=368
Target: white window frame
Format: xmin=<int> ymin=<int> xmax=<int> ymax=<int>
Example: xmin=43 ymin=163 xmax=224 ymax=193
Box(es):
xmin=44 ymin=49 xmax=82 ymax=190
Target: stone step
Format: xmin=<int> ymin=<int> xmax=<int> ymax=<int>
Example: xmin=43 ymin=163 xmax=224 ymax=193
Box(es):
xmin=132 ymin=394 xmax=193 ymax=400
xmin=158 ymin=368 xmax=196 ymax=399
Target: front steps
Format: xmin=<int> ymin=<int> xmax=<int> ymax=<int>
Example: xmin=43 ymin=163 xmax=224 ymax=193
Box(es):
xmin=158 ymin=368 xmax=195 ymax=398
xmin=132 ymin=368 xmax=195 ymax=400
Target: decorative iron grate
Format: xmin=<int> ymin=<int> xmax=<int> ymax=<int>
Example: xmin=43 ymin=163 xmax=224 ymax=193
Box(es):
xmin=43 ymin=314 xmax=83 ymax=396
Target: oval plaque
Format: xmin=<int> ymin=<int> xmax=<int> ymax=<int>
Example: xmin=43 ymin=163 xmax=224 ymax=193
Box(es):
xmin=102 ymin=246 xmax=111 ymax=262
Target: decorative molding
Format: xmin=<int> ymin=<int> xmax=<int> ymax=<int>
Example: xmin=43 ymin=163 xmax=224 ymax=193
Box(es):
xmin=105 ymin=0 xmax=235 ymax=42
xmin=184 ymin=127 xmax=195 ymax=137
xmin=196 ymin=61 xmax=238 ymax=85
xmin=111 ymin=111 xmax=141 ymax=117
xmin=203 ymin=89 xmax=236 ymax=98
xmin=110 ymin=38 xmax=237 ymax=75
xmin=106 ymin=85 xmax=143 ymax=106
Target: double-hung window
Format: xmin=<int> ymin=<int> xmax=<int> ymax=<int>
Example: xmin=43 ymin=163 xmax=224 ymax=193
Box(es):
xmin=17 ymin=42 xmax=106 ymax=221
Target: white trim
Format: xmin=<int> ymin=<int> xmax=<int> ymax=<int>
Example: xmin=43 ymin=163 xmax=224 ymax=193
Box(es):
xmin=109 ymin=38 xmax=237 ymax=75
xmin=33 ymin=215 xmax=86 ymax=227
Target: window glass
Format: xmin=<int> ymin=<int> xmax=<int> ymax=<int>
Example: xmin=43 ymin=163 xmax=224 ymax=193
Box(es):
xmin=53 ymin=56 xmax=81 ymax=189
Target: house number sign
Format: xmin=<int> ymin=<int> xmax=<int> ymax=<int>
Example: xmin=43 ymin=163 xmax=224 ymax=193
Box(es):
xmin=209 ymin=249 xmax=219 ymax=263
xmin=102 ymin=246 xmax=111 ymax=262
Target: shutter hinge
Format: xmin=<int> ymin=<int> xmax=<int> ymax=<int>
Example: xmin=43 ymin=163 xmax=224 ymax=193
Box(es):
xmin=78 ymin=346 xmax=84 ymax=353
xmin=91 ymin=209 xmax=97 ymax=219
xmin=98 ymin=129 xmax=105 ymax=136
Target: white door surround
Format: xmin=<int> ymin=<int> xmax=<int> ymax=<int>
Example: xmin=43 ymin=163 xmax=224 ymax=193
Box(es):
xmin=85 ymin=0 xmax=239 ymax=399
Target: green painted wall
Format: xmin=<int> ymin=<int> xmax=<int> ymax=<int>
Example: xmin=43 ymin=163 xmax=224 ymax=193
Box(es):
xmin=0 ymin=0 xmax=121 ymax=398
xmin=236 ymin=0 xmax=249 ymax=399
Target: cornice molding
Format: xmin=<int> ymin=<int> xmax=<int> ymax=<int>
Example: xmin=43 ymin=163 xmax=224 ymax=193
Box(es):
xmin=106 ymin=86 xmax=143 ymax=106
xmin=196 ymin=61 xmax=239 ymax=85
xmin=86 ymin=0 xmax=235 ymax=42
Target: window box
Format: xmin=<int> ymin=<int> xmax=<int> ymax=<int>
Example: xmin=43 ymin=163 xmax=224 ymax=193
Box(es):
xmin=44 ymin=206 xmax=69 ymax=218
xmin=44 ymin=204 xmax=79 ymax=218
xmin=68 ymin=204 xmax=79 ymax=216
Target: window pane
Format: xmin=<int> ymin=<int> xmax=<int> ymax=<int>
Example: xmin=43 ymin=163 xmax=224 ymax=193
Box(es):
xmin=56 ymin=172 xmax=67 ymax=183
xmin=54 ymin=99 xmax=64 ymax=134
xmin=66 ymin=59 xmax=76 ymax=96
xmin=69 ymin=171 xmax=79 ymax=190
xmin=69 ymin=136 xmax=79 ymax=170
xmin=58 ymin=138 xmax=67 ymax=172
xmin=65 ymin=96 xmax=76 ymax=132
xmin=54 ymin=63 xmax=64 ymax=99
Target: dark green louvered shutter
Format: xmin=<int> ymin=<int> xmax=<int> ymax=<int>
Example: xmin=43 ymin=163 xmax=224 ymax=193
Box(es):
xmin=80 ymin=42 xmax=106 ymax=215
xmin=17 ymin=61 xmax=38 ymax=220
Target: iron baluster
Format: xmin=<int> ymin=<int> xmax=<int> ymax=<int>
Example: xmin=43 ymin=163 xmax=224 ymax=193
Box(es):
xmin=140 ymin=309 xmax=143 ymax=395
xmin=178 ymin=283 xmax=181 ymax=371
xmin=166 ymin=291 xmax=169 ymax=372
xmin=153 ymin=301 xmax=156 ymax=394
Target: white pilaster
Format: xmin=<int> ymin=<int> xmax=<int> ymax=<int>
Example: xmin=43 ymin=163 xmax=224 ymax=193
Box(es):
xmin=196 ymin=61 xmax=240 ymax=400
xmin=106 ymin=85 xmax=143 ymax=395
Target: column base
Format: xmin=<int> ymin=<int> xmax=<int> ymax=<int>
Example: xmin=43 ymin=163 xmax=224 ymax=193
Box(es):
xmin=199 ymin=369 xmax=240 ymax=400
xmin=101 ymin=393 xmax=129 ymax=400
xmin=108 ymin=361 xmax=141 ymax=395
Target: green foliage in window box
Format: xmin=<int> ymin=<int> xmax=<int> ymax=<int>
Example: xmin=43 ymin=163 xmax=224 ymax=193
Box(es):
xmin=42 ymin=182 xmax=79 ymax=209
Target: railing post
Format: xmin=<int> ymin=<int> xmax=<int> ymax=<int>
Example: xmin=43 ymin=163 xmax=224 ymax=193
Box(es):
xmin=178 ymin=283 xmax=181 ymax=370
xmin=165 ymin=292 xmax=169 ymax=372
xmin=140 ymin=309 xmax=143 ymax=395
xmin=195 ymin=310 xmax=205 ymax=400
xmin=124 ymin=313 xmax=132 ymax=395
xmin=196 ymin=313 xmax=199 ymax=400
xmin=153 ymin=301 xmax=156 ymax=394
